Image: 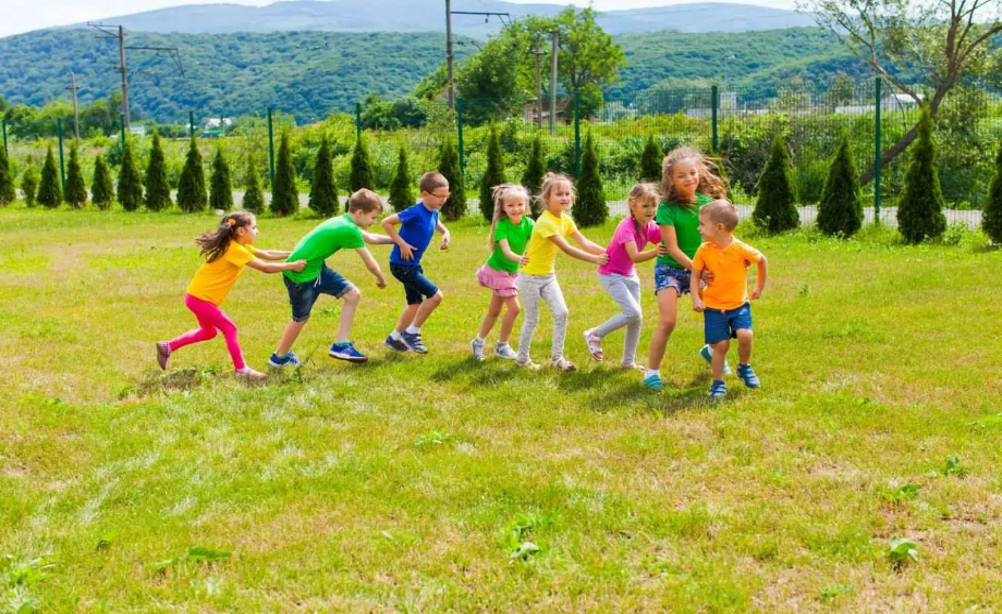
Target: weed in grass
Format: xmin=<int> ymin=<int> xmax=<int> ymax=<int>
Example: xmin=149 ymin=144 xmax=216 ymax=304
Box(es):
xmin=887 ymin=537 xmax=919 ymax=569
xmin=819 ymin=583 xmax=851 ymax=602
xmin=942 ymin=455 xmax=970 ymax=478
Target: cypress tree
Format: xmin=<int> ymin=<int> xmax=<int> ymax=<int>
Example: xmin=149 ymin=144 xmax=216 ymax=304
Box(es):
xmin=241 ymin=157 xmax=265 ymax=214
xmin=309 ymin=135 xmax=338 ymax=217
xmin=521 ymin=134 xmax=546 ymax=217
xmin=270 ymin=132 xmax=299 ymax=216
xmin=982 ymin=142 xmax=1002 ymax=245
xmin=753 ymin=135 xmax=800 ymax=233
xmin=37 ymin=145 xmax=62 ymax=208
xmin=177 ymin=136 xmax=207 ymax=213
xmin=92 ymin=155 xmax=114 ymax=210
xmin=897 ymin=107 xmax=947 ymax=244
xmin=389 ymin=145 xmax=414 ymax=213
xmin=349 ymin=134 xmax=374 ymax=192
xmin=64 ymin=143 xmax=88 ymax=208
xmin=816 ymin=134 xmax=863 ymax=238
xmin=639 ymin=135 xmax=663 ymax=182
xmin=478 ymin=125 xmax=506 ymax=222
xmin=21 ymin=160 xmax=38 ymax=208
xmin=117 ymin=138 xmax=143 ymax=212
xmin=144 ymin=130 xmax=172 ymax=211
xmin=438 ymin=137 xmax=466 ymax=221
xmin=574 ymin=132 xmax=608 ymax=228
xmin=209 ymin=146 xmax=234 ymax=212
xmin=0 ymin=144 xmax=14 ymax=205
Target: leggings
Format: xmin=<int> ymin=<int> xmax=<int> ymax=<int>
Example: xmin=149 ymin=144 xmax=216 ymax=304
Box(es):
xmin=516 ymin=273 xmax=568 ymax=363
xmin=593 ymin=273 xmax=643 ymax=365
xmin=168 ymin=294 xmax=246 ymax=370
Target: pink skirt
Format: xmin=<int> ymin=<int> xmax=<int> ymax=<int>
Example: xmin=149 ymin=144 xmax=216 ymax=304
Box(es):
xmin=476 ymin=263 xmax=519 ymax=297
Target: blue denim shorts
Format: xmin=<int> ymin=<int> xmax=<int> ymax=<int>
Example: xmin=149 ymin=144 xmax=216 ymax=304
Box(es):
xmin=284 ymin=264 xmax=355 ymax=322
xmin=703 ymin=302 xmax=753 ymax=345
xmin=654 ymin=263 xmax=693 ymax=296
xmin=390 ymin=263 xmax=439 ymax=305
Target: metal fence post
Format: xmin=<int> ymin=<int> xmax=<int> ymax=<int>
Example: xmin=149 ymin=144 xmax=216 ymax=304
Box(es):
xmin=874 ymin=77 xmax=882 ymax=225
xmin=574 ymin=93 xmax=581 ymax=179
xmin=457 ymin=98 xmax=466 ymax=178
xmin=57 ymin=118 xmax=66 ymax=193
xmin=267 ymin=107 xmax=275 ymax=188
xmin=355 ymin=102 xmax=362 ymax=142
xmin=1 ymin=117 xmax=7 ymax=155
xmin=711 ymin=85 xmax=719 ymax=154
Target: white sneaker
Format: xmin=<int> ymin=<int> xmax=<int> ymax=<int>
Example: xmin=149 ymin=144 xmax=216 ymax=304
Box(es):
xmin=494 ymin=343 xmax=518 ymax=360
xmin=470 ymin=338 xmax=485 ymax=361
xmin=516 ymin=357 xmax=542 ymax=370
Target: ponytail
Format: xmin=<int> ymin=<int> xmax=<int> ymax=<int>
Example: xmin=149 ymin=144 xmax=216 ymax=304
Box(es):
xmin=195 ymin=211 xmax=255 ymax=262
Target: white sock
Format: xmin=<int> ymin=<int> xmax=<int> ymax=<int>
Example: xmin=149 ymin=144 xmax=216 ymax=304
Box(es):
xmin=474 ymin=336 xmax=485 ymax=344
xmin=405 ymin=325 xmax=420 ymax=335
xmin=645 ymin=368 xmax=660 ymax=379
xmin=390 ymin=331 xmax=403 ymax=341
xmin=497 ymin=340 xmax=508 ymax=347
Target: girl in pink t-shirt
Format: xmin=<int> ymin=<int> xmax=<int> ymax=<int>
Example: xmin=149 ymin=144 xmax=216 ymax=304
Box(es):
xmin=583 ymin=183 xmax=666 ymax=368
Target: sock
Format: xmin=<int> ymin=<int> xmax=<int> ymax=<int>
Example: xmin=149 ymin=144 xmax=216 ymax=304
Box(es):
xmin=645 ymin=368 xmax=660 ymax=379
xmin=405 ymin=325 xmax=420 ymax=335
xmin=332 ymin=340 xmax=349 ymax=347
xmin=497 ymin=340 xmax=508 ymax=347
xmin=390 ymin=331 xmax=403 ymax=341
xmin=474 ymin=336 xmax=485 ymax=344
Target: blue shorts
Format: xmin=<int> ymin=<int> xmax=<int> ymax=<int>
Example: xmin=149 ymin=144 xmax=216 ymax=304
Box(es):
xmin=284 ymin=264 xmax=355 ymax=322
xmin=703 ymin=302 xmax=753 ymax=345
xmin=390 ymin=263 xmax=439 ymax=305
xmin=654 ymin=263 xmax=693 ymax=296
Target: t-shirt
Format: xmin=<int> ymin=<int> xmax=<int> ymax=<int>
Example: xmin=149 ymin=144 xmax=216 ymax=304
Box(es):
xmin=599 ymin=216 xmax=663 ymax=277
xmin=186 ymin=242 xmax=257 ymax=306
xmin=390 ymin=202 xmax=439 ymax=267
xmin=522 ymin=210 xmax=578 ymax=276
xmin=691 ymin=237 xmax=764 ymax=310
xmin=284 ymin=214 xmax=365 ymax=284
xmin=486 ymin=216 xmax=535 ymax=274
xmin=655 ymin=192 xmax=714 ymax=268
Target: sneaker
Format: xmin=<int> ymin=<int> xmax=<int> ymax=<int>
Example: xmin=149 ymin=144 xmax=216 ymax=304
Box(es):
xmin=494 ymin=343 xmax=518 ymax=360
xmin=329 ymin=341 xmax=367 ymax=363
xmin=699 ymin=344 xmax=732 ymax=375
xmin=551 ymin=357 xmax=577 ymax=372
xmin=470 ymin=338 xmax=486 ymax=361
xmin=642 ymin=373 xmax=664 ymax=391
xmin=709 ymin=380 xmax=727 ymax=398
xmin=583 ymin=329 xmax=604 ymax=361
xmin=268 ymin=351 xmax=301 ymax=368
xmin=736 ymin=364 xmax=761 ymax=389
xmin=400 ymin=330 xmax=428 ymax=354
xmin=236 ymin=367 xmax=267 ymax=382
xmin=384 ymin=335 xmax=410 ymax=352
xmin=156 ymin=341 xmax=171 ymax=370
xmin=516 ymin=358 xmax=542 ymax=370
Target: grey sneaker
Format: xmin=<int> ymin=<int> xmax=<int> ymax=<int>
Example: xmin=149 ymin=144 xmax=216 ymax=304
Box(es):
xmin=156 ymin=341 xmax=171 ymax=370
xmin=494 ymin=342 xmax=518 ymax=360
xmin=470 ymin=338 xmax=486 ymax=361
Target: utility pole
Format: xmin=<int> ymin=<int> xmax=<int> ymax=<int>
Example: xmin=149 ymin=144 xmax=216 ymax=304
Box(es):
xmin=446 ymin=0 xmax=454 ymax=109
xmin=550 ymin=29 xmax=559 ymax=135
xmin=67 ymin=72 xmax=81 ymax=145
xmin=532 ymin=36 xmax=544 ymax=128
xmin=118 ymin=26 xmax=129 ymax=129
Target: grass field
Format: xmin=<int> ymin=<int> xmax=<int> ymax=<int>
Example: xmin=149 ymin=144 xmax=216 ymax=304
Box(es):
xmin=2 ymin=205 xmax=1002 ymax=613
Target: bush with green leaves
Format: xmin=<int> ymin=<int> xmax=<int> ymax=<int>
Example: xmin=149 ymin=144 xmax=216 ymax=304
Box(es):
xmin=349 ymin=134 xmax=374 ymax=192
xmin=117 ymin=139 xmax=143 ymax=212
xmin=639 ymin=135 xmax=662 ymax=182
xmin=145 ymin=131 xmax=172 ymax=211
xmin=271 ymin=132 xmax=298 ymax=216
xmin=574 ymin=132 xmax=607 ymax=228
xmin=521 ymin=134 xmax=546 ymax=216
xmin=177 ymin=137 xmax=207 ymax=213
xmin=479 ymin=125 xmax=506 ymax=222
xmin=753 ymin=135 xmax=800 ymax=233
xmin=0 ymin=144 xmax=15 ymax=205
xmin=309 ymin=135 xmax=338 ymax=217
xmin=438 ymin=137 xmax=466 ymax=221
xmin=64 ymin=143 xmax=88 ymax=208
xmin=37 ymin=145 xmax=62 ymax=208
xmin=980 ymin=142 xmax=1002 ymax=244
xmin=389 ymin=146 xmax=414 ymax=213
xmin=20 ymin=161 xmax=38 ymax=207
xmin=92 ymin=155 xmax=114 ymax=210
xmin=241 ymin=157 xmax=265 ymax=214
xmin=897 ymin=107 xmax=946 ymax=244
xmin=816 ymin=134 xmax=863 ymax=237
xmin=210 ymin=146 xmax=234 ymax=212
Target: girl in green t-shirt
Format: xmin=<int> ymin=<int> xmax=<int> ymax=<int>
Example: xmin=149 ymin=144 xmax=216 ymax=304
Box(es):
xmin=471 ymin=184 xmax=534 ymax=361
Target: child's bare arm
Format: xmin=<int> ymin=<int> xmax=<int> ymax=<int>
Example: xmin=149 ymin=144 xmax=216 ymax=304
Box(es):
xmin=570 ymin=230 xmax=605 ymax=255
xmin=355 ymin=247 xmax=386 ymax=288
xmin=246 ymin=257 xmax=306 ymax=274
xmin=549 ymin=235 xmax=608 ymax=265
xmin=381 ymin=214 xmax=415 ymax=260
xmin=251 ymin=249 xmax=292 ymax=261
xmin=498 ymin=238 xmax=529 ymax=266
xmin=750 ymin=255 xmax=768 ymax=299
xmin=690 ymin=265 xmax=705 ymax=311
xmin=625 ymin=240 xmax=666 ymax=263
xmin=436 ymin=221 xmax=451 ymax=250
xmin=660 ymin=225 xmax=693 ymax=269
xmin=361 ymin=231 xmax=395 ymax=246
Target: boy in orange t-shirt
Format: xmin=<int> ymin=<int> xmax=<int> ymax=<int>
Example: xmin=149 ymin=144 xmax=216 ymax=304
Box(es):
xmin=690 ymin=200 xmax=768 ymax=398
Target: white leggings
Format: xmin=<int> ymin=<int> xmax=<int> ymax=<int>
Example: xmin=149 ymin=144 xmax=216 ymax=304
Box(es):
xmin=516 ymin=273 xmax=568 ymax=363
xmin=593 ymin=273 xmax=643 ymax=365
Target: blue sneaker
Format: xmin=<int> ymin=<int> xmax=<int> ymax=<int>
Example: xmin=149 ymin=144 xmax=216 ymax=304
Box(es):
xmin=400 ymin=330 xmax=428 ymax=354
xmin=384 ymin=335 xmax=409 ymax=352
xmin=699 ymin=344 xmax=731 ymax=375
xmin=329 ymin=341 xmax=367 ymax=363
xmin=736 ymin=364 xmax=761 ymax=388
xmin=268 ymin=351 xmax=301 ymax=368
xmin=642 ymin=374 xmax=664 ymax=392
xmin=709 ymin=380 xmax=727 ymax=398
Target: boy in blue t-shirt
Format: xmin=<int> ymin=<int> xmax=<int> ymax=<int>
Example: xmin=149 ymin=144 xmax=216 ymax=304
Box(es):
xmin=381 ymin=171 xmax=452 ymax=354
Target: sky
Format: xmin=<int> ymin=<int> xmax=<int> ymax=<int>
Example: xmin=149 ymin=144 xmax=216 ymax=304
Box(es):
xmin=0 ymin=0 xmax=800 ymax=38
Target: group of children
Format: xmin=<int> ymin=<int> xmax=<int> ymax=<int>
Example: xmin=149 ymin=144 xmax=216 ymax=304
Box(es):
xmin=157 ymin=147 xmax=767 ymax=397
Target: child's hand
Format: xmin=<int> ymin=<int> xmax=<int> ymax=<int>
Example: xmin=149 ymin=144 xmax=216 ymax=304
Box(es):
xmin=655 ymin=243 xmax=668 ymax=256
xmin=375 ymin=274 xmax=387 ymax=289
xmin=750 ymin=286 xmax=763 ymax=300
xmin=398 ymin=242 xmax=416 ymax=260
xmin=289 ymin=259 xmax=307 ymax=272
xmin=593 ymin=253 xmax=609 ymax=266
xmin=700 ymin=268 xmax=715 ymax=284
xmin=692 ymin=298 xmax=705 ymax=312
xmin=519 ymin=255 xmax=530 ymax=266
xmin=440 ymin=234 xmax=451 ymax=250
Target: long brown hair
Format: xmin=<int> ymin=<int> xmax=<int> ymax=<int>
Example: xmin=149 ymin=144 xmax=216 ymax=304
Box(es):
xmin=660 ymin=147 xmax=727 ymax=208
xmin=627 ymin=182 xmax=661 ymax=240
xmin=195 ymin=211 xmax=255 ymax=263
xmin=488 ymin=183 xmax=530 ymax=246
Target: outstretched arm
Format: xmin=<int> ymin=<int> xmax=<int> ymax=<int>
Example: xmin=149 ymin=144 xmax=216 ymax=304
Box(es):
xmin=246 ymin=257 xmax=306 ymax=274
xmin=498 ymin=238 xmax=529 ymax=266
xmin=660 ymin=225 xmax=693 ymax=270
xmin=570 ymin=230 xmax=605 ymax=255
xmin=548 ymin=235 xmax=608 ymax=265
xmin=625 ymin=239 xmax=666 ymax=264
xmin=355 ymin=247 xmax=387 ymax=289
xmin=361 ymin=230 xmax=395 ymax=246
xmin=251 ymin=249 xmax=292 ymax=261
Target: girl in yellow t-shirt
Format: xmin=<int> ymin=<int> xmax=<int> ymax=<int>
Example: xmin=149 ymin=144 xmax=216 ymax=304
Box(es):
xmin=156 ymin=212 xmax=306 ymax=380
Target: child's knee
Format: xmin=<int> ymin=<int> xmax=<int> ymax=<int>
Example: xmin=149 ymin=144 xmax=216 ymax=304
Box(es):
xmin=203 ymin=327 xmax=219 ymax=340
xmin=658 ymin=316 xmax=676 ymax=332
xmin=736 ymin=328 xmax=753 ymax=342
xmin=713 ymin=339 xmax=730 ymax=353
xmin=430 ymin=290 xmax=443 ymax=305
xmin=624 ymin=306 xmax=642 ymax=324
xmin=343 ymin=287 xmax=361 ymax=303
xmin=507 ymin=303 xmax=521 ymax=317
xmin=553 ymin=306 xmax=569 ymax=323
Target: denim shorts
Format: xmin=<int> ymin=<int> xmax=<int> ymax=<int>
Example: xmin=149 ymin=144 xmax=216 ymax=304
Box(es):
xmin=703 ymin=302 xmax=752 ymax=345
xmin=654 ymin=263 xmax=693 ymax=296
xmin=390 ymin=263 xmax=439 ymax=305
xmin=284 ymin=264 xmax=355 ymax=322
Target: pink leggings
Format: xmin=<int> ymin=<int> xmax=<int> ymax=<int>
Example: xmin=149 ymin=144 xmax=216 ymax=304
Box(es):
xmin=168 ymin=294 xmax=246 ymax=369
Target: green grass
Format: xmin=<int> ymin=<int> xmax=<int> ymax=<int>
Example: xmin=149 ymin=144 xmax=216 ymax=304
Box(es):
xmin=2 ymin=204 xmax=1002 ymax=612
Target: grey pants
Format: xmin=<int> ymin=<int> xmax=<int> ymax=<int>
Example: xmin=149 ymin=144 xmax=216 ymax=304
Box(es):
xmin=516 ymin=273 xmax=568 ymax=363
xmin=593 ymin=273 xmax=643 ymax=365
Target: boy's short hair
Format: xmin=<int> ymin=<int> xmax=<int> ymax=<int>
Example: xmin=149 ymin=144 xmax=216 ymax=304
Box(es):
xmin=700 ymin=199 xmax=740 ymax=231
xmin=419 ymin=172 xmax=449 ymax=195
xmin=348 ymin=188 xmax=384 ymax=214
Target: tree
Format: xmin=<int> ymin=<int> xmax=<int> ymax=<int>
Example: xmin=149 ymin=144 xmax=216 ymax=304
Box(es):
xmin=0 ymin=144 xmax=14 ymax=205
xmin=21 ymin=160 xmax=38 ymax=208
xmin=639 ymin=135 xmax=662 ymax=182
xmin=117 ymin=138 xmax=143 ymax=212
xmin=983 ymin=143 xmax=1002 ymax=244
xmin=479 ymin=126 xmax=507 ymax=222
xmin=145 ymin=130 xmax=172 ymax=211
xmin=552 ymin=7 xmax=626 ymax=117
xmin=91 ymin=155 xmax=114 ymax=210
xmin=177 ymin=136 xmax=207 ymax=213
xmin=753 ymin=136 xmax=800 ymax=233
xmin=521 ymin=134 xmax=547 ymax=217
xmin=574 ymin=132 xmax=607 ymax=227
xmin=349 ymin=134 xmax=374 ymax=192
xmin=271 ymin=132 xmax=298 ymax=216
xmin=801 ymin=0 xmax=1001 ymax=185
xmin=37 ymin=146 xmax=62 ymax=208
xmin=816 ymin=134 xmax=863 ymax=237
xmin=897 ymin=107 xmax=947 ymax=244
xmin=456 ymin=35 xmax=534 ymax=125
xmin=389 ymin=146 xmax=414 ymax=213
xmin=242 ymin=157 xmax=265 ymax=214
xmin=309 ymin=135 xmax=338 ymax=217
xmin=825 ymin=73 xmax=856 ymax=109
xmin=64 ymin=143 xmax=88 ymax=208
xmin=209 ymin=146 xmax=234 ymax=212
xmin=438 ymin=137 xmax=466 ymax=221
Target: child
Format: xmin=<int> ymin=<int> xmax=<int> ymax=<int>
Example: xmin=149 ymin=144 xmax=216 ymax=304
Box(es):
xmin=157 ymin=212 xmax=306 ymax=380
xmin=584 ymin=183 xmax=666 ymax=369
xmin=382 ymin=171 xmax=451 ymax=354
xmin=690 ymin=200 xmax=768 ymax=398
xmin=471 ymin=184 xmax=534 ymax=361
xmin=644 ymin=146 xmax=729 ymax=392
xmin=516 ymin=173 xmax=609 ymax=371
xmin=269 ymin=189 xmax=392 ymax=367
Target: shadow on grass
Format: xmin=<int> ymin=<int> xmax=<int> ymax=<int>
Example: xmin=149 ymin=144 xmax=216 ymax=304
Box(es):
xmin=430 ymin=358 xmax=519 ymax=387
xmin=130 ymin=366 xmax=219 ymax=398
xmin=586 ymin=371 xmax=735 ymax=416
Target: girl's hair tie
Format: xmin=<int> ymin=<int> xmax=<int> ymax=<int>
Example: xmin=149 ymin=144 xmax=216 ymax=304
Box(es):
xmin=227 ymin=218 xmax=236 ymax=227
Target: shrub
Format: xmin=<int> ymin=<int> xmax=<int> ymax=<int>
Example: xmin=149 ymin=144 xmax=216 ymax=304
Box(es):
xmin=574 ymin=132 xmax=607 ymax=228
xmin=639 ymin=135 xmax=663 ymax=182
xmin=981 ymin=142 xmax=1002 ymax=244
xmin=389 ymin=146 xmax=414 ymax=213
xmin=20 ymin=161 xmax=38 ymax=208
xmin=753 ymin=135 xmax=800 ymax=233
xmin=349 ymin=134 xmax=374 ymax=192
xmin=438 ymin=137 xmax=467 ymax=221
xmin=479 ymin=125 xmax=506 ymax=222
xmin=308 ymin=135 xmax=338 ymax=217
xmin=209 ymin=146 xmax=234 ymax=212
xmin=144 ymin=131 xmax=172 ymax=211
xmin=92 ymin=155 xmax=114 ymax=210
xmin=64 ymin=143 xmax=88 ymax=208
xmin=0 ymin=144 xmax=14 ymax=205
xmin=521 ymin=134 xmax=546 ymax=216
xmin=37 ymin=145 xmax=62 ymax=208
xmin=270 ymin=132 xmax=298 ymax=216
xmin=177 ymin=136 xmax=207 ymax=213
xmin=817 ymin=134 xmax=863 ymax=237
xmin=242 ymin=157 xmax=265 ymax=214
xmin=117 ymin=139 xmax=144 ymax=212
xmin=897 ymin=107 xmax=947 ymax=244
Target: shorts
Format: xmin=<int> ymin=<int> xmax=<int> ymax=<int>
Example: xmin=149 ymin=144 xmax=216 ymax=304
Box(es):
xmin=390 ymin=263 xmax=439 ymax=305
xmin=476 ymin=263 xmax=519 ymax=298
xmin=284 ymin=264 xmax=355 ymax=322
xmin=703 ymin=302 xmax=753 ymax=345
xmin=654 ymin=263 xmax=693 ymax=296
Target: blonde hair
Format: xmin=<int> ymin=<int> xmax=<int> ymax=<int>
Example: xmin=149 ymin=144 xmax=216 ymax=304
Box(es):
xmin=488 ymin=183 xmax=530 ymax=246
xmin=536 ymin=172 xmax=576 ymax=213
xmin=627 ymin=182 xmax=661 ymax=238
xmin=700 ymin=199 xmax=740 ymax=231
xmin=661 ymin=146 xmax=727 ymax=208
